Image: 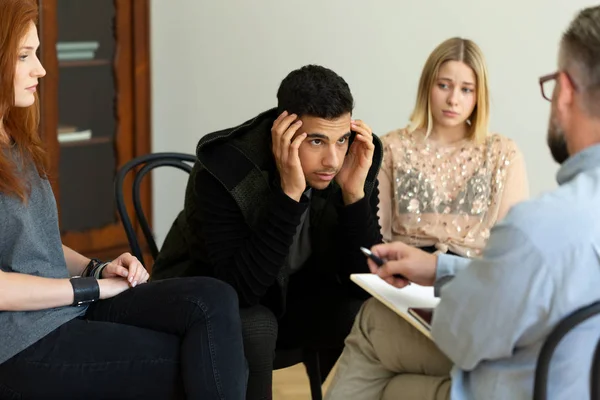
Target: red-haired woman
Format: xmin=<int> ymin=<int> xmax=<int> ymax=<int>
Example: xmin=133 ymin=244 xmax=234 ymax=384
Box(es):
xmin=0 ymin=1 xmax=246 ymax=399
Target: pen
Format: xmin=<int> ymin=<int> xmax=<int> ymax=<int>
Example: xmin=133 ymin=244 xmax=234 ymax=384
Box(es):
xmin=359 ymin=247 xmax=410 ymax=282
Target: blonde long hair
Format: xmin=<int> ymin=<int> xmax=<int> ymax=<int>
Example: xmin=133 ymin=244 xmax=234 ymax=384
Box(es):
xmin=408 ymin=37 xmax=490 ymax=143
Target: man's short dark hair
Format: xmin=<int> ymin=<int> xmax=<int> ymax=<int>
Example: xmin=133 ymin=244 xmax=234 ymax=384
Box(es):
xmin=276 ymin=65 xmax=354 ymax=119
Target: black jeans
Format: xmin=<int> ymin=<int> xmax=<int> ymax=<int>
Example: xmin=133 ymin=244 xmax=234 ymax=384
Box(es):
xmin=240 ymin=268 xmax=366 ymax=400
xmin=0 ymin=277 xmax=246 ymax=400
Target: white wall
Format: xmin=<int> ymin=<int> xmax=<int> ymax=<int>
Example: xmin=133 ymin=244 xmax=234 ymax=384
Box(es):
xmin=150 ymin=0 xmax=597 ymax=246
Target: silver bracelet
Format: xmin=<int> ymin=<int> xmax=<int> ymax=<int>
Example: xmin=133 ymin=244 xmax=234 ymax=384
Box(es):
xmin=93 ymin=262 xmax=110 ymax=279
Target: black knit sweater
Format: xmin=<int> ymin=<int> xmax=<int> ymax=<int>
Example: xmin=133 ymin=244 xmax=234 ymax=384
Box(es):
xmin=189 ymin=168 xmax=382 ymax=306
xmin=152 ymin=108 xmax=384 ymax=313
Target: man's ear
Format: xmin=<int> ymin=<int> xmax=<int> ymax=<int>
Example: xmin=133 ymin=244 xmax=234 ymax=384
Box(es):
xmin=556 ymin=71 xmax=576 ymax=116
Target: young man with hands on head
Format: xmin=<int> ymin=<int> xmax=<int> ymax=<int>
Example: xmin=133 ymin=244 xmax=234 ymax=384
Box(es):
xmin=153 ymin=64 xmax=384 ymax=400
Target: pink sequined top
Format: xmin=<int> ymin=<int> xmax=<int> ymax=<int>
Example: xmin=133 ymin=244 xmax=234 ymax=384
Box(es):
xmin=377 ymin=128 xmax=529 ymax=257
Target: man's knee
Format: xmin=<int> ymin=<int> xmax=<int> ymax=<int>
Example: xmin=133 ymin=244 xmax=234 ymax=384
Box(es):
xmin=359 ymin=297 xmax=399 ymax=327
xmin=240 ymin=305 xmax=278 ymax=365
xmin=382 ymin=374 xmax=451 ymax=400
xmin=354 ymin=297 xmax=421 ymax=346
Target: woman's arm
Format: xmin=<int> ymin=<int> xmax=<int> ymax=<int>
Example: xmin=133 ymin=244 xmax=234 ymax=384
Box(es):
xmin=0 ymin=270 xmax=74 ymax=311
xmin=377 ymin=169 xmax=394 ymax=243
xmin=497 ymin=143 xmax=530 ymax=221
xmin=377 ymin=137 xmax=395 ymax=242
xmin=62 ymin=245 xmax=90 ymax=277
xmin=63 ymin=246 xmax=147 ymax=287
xmin=0 ymin=270 xmax=131 ymax=311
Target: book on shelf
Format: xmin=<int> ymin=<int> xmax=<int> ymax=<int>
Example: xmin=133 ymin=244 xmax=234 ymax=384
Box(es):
xmin=56 ymin=41 xmax=99 ymax=52
xmin=57 ymin=51 xmax=96 ymax=61
xmin=56 ymin=41 xmax=100 ymax=62
xmin=57 ymin=126 xmax=92 ymax=143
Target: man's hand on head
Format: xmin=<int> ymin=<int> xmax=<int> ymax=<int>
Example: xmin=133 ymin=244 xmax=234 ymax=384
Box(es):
xmin=335 ymin=119 xmax=375 ymax=205
xmin=271 ymin=111 xmax=308 ymax=202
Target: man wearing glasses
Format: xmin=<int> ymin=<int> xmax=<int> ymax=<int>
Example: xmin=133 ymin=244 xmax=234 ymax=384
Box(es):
xmin=326 ymin=5 xmax=600 ymax=400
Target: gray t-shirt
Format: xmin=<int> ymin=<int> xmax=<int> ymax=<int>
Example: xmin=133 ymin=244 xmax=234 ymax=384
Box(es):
xmin=0 ymin=150 xmax=85 ymax=364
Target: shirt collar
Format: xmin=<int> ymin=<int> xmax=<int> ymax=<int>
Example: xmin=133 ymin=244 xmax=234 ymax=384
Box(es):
xmin=557 ymin=143 xmax=600 ymax=185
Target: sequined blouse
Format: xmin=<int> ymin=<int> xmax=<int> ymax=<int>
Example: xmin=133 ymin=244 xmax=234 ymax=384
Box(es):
xmin=377 ymin=128 xmax=529 ymax=257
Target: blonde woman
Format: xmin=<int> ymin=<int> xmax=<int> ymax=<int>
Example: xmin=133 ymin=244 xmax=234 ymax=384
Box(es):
xmin=378 ymin=37 xmax=529 ymax=256
xmin=325 ymin=37 xmax=528 ymax=400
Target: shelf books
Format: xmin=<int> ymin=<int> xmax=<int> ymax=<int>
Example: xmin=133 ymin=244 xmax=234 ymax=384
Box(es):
xmin=56 ymin=41 xmax=99 ymax=61
xmin=58 ymin=125 xmax=92 ymax=143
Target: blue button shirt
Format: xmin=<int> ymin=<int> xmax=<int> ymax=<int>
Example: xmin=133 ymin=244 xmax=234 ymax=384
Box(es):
xmin=432 ymin=143 xmax=600 ymax=400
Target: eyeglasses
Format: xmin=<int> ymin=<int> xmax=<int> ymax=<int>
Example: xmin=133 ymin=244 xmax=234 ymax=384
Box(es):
xmin=539 ymin=71 xmax=579 ymax=102
xmin=539 ymin=72 xmax=559 ymax=101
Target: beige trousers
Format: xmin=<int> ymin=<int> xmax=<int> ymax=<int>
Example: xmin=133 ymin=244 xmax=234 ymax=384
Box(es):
xmin=325 ymin=298 xmax=453 ymax=400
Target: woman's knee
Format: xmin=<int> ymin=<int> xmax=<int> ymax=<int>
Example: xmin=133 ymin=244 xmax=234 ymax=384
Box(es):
xmin=174 ymin=276 xmax=238 ymax=308
xmin=153 ymin=277 xmax=241 ymax=324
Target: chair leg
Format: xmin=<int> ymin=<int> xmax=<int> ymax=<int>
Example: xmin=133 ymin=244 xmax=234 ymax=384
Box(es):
xmin=303 ymin=349 xmax=323 ymax=400
xmin=591 ymin=338 xmax=600 ymax=399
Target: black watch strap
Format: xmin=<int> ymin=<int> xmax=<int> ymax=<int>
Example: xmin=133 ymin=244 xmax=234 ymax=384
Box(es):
xmin=70 ymin=277 xmax=100 ymax=306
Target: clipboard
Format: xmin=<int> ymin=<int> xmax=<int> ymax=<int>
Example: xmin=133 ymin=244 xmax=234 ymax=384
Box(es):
xmin=350 ymin=273 xmax=439 ymax=339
